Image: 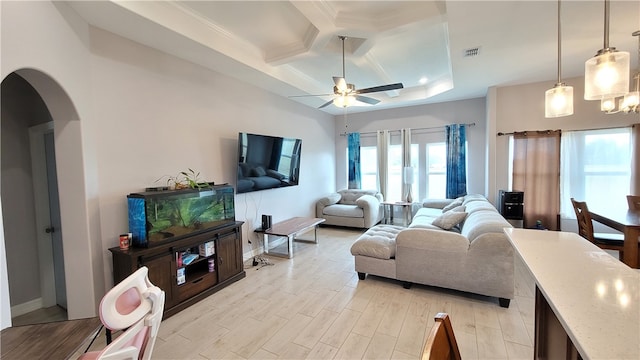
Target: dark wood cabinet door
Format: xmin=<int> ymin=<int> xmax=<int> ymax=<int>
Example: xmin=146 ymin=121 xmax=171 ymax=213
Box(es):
xmin=141 ymin=253 xmax=176 ymax=308
xmin=217 ymin=231 xmax=242 ymax=282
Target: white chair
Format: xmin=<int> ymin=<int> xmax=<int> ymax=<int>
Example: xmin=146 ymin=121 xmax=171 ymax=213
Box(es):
xmin=316 ymin=189 xmax=384 ymax=228
xmin=79 ymin=266 xmax=165 ymax=360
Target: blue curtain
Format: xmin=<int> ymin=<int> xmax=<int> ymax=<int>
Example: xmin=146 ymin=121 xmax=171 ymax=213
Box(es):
xmin=348 ymin=132 xmax=361 ymax=189
xmin=445 ymin=124 xmax=467 ymax=198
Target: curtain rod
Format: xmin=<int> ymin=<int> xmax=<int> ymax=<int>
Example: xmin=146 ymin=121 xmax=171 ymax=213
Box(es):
xmin=340 ymin=122 xmax=476 ymax=137
xmin=497 ymin=129 xmax=560 ymax=136
xmin=497 ymin=124 xmax=634 ymax=136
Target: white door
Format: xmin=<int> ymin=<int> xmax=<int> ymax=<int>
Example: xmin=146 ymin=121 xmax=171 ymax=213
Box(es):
xmin=29 ymin=122 xmax=67 ymax=309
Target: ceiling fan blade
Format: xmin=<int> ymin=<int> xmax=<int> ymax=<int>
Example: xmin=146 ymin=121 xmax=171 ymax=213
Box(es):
xmin=333 ymin=76 xmax=347 ymax=92
xmin=318 ymin=99 xmax=335 ymax=109
xmin=355 ymin=95 xmax=380 ymax=105
xmin=356 ymin=83 xmax=404 ymax=94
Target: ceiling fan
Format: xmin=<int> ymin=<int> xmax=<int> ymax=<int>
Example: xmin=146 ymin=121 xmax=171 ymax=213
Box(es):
xmin=293 ymin=35 xmax=404 ymax=109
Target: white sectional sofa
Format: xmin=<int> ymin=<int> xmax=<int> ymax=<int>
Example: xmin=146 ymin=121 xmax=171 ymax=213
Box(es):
xmin=350 ymin=194 xmax=514 ymax=307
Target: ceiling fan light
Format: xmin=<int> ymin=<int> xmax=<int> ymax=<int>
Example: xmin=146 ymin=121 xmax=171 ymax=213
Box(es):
xmin=584 ymin=49 xmax=630 ymax=100
xmin=333 ymin=95 xmax=355 ymax=108
xmin=545 ymin=84 xmax=574 ymax=117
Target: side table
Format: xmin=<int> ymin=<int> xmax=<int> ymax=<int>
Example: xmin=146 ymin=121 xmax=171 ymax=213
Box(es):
xmin=382 ymin=201 xmax=414 ymax=226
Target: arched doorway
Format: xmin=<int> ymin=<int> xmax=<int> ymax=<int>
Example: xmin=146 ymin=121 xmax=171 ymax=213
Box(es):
xmin=1 ymin=73 xmax=66 ymax=325
xmin=0 ymin=68 xmax=101 ymax=326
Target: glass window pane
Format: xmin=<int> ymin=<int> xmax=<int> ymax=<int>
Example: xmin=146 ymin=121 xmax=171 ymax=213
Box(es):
xmin=361 ymin=146 xmax=377 ymax=190
xmin=426 ymin=143 xmax=446 ymax=198
xmin=560 ymin=128 xmax=631 ymax=218
xmin=388 ymin=145 xmax=402 ymax=202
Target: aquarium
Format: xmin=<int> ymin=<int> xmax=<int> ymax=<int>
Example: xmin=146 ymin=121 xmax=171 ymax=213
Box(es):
xmin=127 ymin=184 xmax=235 ymax=247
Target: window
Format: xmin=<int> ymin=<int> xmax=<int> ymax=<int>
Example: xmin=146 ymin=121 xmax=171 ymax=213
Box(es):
xmin=386 ymin=144 xmax=419 ymax=202
xmin=360 ymin=144 xmax=418 ymax=202
xmin=360 ymin=146 xmax=377 ymax=190
xmin=560 ymin=128 xmax=631 ymax=218
xmin=276 ymin=138 xmax=296 ymax=176
xmin=426 ymin=143 xmax=446 ymax=198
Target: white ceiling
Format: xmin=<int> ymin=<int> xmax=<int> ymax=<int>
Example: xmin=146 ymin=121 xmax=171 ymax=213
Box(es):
xmin=66 ymin=1 xmax=640 ymax=115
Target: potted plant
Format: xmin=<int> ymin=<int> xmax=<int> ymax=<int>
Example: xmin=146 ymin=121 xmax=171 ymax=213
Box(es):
xmin=156 ymin=168 xmax=211 ymax=190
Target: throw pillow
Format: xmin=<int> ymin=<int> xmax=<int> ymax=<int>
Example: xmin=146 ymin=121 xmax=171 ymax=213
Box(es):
xmin=450 ymin=205 xmax=466 ymax=212
xmin=251 ymin=166 xmax=267 ymax=177
xmin=441 ymin=197 xmax=464 ymax=212
xmin=432 ymin=211 xmax=468 ymax=230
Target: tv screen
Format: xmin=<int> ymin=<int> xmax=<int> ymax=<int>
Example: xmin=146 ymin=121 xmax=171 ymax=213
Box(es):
xmin=236 ymin=132 xmax=302 ymax=194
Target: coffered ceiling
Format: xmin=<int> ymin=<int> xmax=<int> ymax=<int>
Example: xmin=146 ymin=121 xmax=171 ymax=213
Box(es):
xmin=66 ymin=1 xmax=640 ymax=115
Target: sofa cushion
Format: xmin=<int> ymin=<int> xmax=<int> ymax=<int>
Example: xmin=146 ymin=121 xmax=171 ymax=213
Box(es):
xmin=350 ymin=224 xmax=404 ymax=259
xmin=442 ymin=197 xmax=464 ymax=211
xmin=461 ymin=211 xmax=512 ymax=242
xmin=322 ymin=204 xmax=363 ymax=218
xmin=339 ymin=189 xmax=380 ymax=205
xmin=318 ymin=193 xmax=341 ymax=206
xmin=464 ymin=200 xmax=497 ymax=214
xmin=250 ymin=166 xmax=267 ymax=177
xmin=266 ymin=169 xmax=285 ymax=180
xmin=462 ymin=194 xmax=486 ymax=205
xmin=422 ymin=198 xmax=453 ymax=209
xmin=414 ymin=207 xmax=442 ymax=218
xmin=432 ymin=210 xmax=468 ymax=230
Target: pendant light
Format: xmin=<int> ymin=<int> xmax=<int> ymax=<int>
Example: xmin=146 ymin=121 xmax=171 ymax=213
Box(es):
xmin=545 ymin=0 xmax=573 ymax=118
xmin=618 ymin=31 xmax=639 ymax=113
xmin=584 ymin=0 xmax=630 ymax=101
xmin=601 ymin=30 xmax=640 ymax=114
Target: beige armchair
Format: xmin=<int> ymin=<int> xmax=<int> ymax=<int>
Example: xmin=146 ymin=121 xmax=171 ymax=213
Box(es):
xmin=316 ymin=189 xmax=384 ymax=228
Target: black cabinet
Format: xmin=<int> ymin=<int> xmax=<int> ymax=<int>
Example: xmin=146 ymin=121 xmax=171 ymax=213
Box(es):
xmin=109 ymin=221 xmax=245 ymax=318
xmin=499 ymin=190 xmax=524 ymax=220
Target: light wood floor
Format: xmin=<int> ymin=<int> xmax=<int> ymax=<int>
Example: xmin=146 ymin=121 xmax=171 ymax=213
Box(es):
xmin=82 ymin=226 xmax=536 ymax=359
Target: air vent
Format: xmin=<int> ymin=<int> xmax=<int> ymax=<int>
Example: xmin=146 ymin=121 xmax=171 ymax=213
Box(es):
xmin=464 ymin=47 xmax=481 ymax=57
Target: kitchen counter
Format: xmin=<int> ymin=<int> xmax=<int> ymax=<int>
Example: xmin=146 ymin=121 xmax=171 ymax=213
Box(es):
xmin=504 ymin=228 xmax=639 ymax=360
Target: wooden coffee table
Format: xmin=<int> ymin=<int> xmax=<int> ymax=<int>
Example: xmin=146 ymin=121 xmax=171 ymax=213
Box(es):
xmin=260 ymin=217 xmax=325 ymax=258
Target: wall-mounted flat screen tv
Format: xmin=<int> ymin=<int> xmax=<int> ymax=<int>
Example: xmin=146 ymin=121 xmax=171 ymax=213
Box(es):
xmin=236 ymin=132 xmax=302 ymax=194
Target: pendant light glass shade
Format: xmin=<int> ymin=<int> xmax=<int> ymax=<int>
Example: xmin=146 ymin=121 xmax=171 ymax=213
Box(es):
xmin=584 ymin=0 xmax=630 ymax=100
xmin=600 ymin=31 xmax=639 ymax=114
xmin=600 ymin=97 xmax=616 ymax=111
xmin=621 ymin=89 xmax=639 ymax=109
xmin=545 ymin=84 xmax=574 ymax=117
xmin=545 ymin=0 xmax=573 ymax=118
xmin=585 ymin=50 xmax=630 ymax=100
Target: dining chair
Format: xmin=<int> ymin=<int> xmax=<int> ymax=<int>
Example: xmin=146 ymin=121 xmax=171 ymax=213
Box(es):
xmin=627 ymin=195 xmax=640 ymax=211
xmin=78 ymin=266 xmax=165 ymax=360
xmin=421 ymin=313 xmax=461 ymax=360
xmin=570 ymin=198 xmax=625 ymax=260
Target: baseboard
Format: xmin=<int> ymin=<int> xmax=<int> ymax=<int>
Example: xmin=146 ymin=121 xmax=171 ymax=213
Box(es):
xmin=243 ymin=246 xmax=264 ymax=262
xmin=11 ymin=298 xmax=43 ymax=317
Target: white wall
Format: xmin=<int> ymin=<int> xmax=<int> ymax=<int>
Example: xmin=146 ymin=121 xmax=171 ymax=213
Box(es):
xmin=333 ymin=98 xmax=487 ymax=198
xmin=1 ymin=0 xmax=334 ymax=329
xmin=87 ymin=27 xmax=335 ymax=288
